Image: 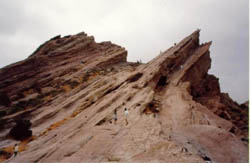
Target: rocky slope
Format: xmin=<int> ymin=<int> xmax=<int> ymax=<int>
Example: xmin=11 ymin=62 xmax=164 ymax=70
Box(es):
xmin=0 ymin=30 xmax=248 ymax=163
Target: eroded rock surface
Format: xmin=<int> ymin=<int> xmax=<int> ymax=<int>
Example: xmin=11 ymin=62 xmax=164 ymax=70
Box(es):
xmin=0 ymin=30 xmax=248 ymax=163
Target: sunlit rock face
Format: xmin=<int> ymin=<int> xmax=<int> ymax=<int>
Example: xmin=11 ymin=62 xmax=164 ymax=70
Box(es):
xmin=0 ymin=30 xmax=248 ymax=163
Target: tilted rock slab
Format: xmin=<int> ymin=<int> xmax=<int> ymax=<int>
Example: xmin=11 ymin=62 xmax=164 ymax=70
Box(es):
xmin=0 ymin=30 xmax=248 ymax=163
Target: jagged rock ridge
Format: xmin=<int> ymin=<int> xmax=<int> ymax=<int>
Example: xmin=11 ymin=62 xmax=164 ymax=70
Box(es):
xmin=0 ymin=30 xmax=248 ymax=163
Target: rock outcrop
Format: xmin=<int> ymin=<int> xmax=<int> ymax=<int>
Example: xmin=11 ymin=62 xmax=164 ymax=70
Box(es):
xmin=0 ymin=30 xmax=248 ymax=163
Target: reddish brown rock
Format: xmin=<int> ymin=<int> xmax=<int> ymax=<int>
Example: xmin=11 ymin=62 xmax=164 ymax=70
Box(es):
xmin=0 ymin=30 xmax=248 ymax=163
xmin=240 ymin=101 xmax=249 ymax=110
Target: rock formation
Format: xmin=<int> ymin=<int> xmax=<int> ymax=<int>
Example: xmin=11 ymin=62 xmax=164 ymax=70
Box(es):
xmin=0 ymin=30 xmax=248 ymax=163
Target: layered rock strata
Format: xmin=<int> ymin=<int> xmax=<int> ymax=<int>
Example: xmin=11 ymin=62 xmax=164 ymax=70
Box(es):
xmin=0 ymin=30 xmax=248 ymax=163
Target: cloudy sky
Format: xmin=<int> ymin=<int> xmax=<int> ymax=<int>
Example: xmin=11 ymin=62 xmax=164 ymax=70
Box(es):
xmin=0 ymin=0 xmax=248 ymax=103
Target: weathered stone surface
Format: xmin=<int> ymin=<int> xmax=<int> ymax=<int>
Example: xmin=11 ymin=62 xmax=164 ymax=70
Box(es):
xmin=0 ymin=30 xmax=248 ymax=163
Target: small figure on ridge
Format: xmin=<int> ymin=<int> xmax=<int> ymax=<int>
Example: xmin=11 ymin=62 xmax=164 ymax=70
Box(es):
xmin=13 ymin=144 xmax=19 ymax=157
xmin=124 ymin=108 xmax=129 ymax=125
xmin=113 ymin=109 xmax=117 ymax=124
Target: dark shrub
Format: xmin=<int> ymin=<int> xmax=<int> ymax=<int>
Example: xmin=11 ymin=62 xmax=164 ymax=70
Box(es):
xmin=9 ymin=119 xmax=32 ymax=140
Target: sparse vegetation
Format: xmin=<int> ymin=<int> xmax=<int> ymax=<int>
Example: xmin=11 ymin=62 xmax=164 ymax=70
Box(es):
xmin=143 ymin=100 xmax=160 ymax=114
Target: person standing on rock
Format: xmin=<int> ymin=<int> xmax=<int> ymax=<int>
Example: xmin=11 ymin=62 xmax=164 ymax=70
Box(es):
xmin=113 ymin=109 xmax=117 ymax=124
xmin=13 ymin=144 xmax=19 ymax=157
xmin=124 ymin=108 xmax=129 ymax=125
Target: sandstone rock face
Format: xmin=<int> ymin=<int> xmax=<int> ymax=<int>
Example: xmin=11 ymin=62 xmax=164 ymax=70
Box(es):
xmin=0 ymin=30 xmax=248 ymax=163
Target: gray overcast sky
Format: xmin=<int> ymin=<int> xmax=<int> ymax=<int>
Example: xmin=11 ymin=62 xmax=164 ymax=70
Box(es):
xmin=0 ymin=0 xmax=248 ymax=103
